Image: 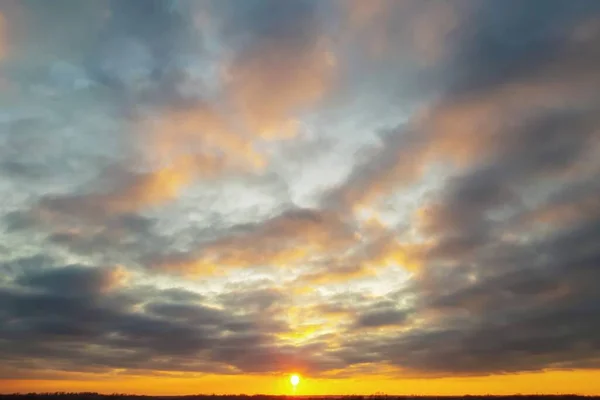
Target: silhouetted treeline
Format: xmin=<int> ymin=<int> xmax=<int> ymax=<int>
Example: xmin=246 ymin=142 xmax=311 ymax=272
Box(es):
xmin=0 ymin=394 xmax=598 ymax=400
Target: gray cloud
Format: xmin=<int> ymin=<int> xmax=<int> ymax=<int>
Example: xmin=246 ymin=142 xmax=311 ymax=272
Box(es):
xmin=16 ymin=264 xmax=123 ymax=296
xmin=353 ymin=306 xmax=409 ymax=329
xmin=0 ymin=260 xmax=307 ymax=376
xmin=85 ymin=0 xmax=200 ymax=101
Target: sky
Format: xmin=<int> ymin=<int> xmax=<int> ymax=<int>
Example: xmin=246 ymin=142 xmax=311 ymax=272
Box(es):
xmin=1 ymin=0 xmax=600 ymax=396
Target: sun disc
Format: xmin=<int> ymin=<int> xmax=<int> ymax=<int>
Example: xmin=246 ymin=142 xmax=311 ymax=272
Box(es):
xmin=290 ymin=374 xmax=300 ymax=386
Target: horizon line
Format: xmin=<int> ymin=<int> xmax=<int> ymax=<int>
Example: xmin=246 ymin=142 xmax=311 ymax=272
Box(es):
xmin=0 ymin=393 xmax=597 ymax=398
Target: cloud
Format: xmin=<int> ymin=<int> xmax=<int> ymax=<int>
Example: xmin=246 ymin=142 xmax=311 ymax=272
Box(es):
xmin=149 ymin=205 xmax=420 ymax=279
xmin=1 ymin=0 xmax=335 ymax=265
xmin=219 ymin=0 xmax=335 ymax=138
xmin=522 ymin=179 xmax=600 ymax=228
xmin=3 ymin=195 xmax=157 ymax=264
xmin=6 ymin=0 xmax=336 ymax=235
xmin=16 ymin=264 xmax=128 ymax=296
xmin=0 ymin=260 xmax=306 ymax=376
xmin=0 ymin=10 xmax=6 ymax=61
xmin=369 ymin=214 xmax=600 ymax=375
xmin=353 ymin=306 xmax=409 ymax=329
xmin=2 ymin=0 xmax=600 ymax=383
xmin=30 ymin=98 xmax=272 ymax=220
xmin=298 ymin=264 xmax=374 ymax=285
xmin=85 ymin=0 xmax=199 ymax=100
xmin=8 ymin=99 xmax=287 ymax=263
xmin=328 ymin=3 xmax=600 ymax=212
xmin=150 ymin=208 xmax=357 ymax=274
xmin=312 ymin=1 xmax=600 ymax=376
xmin=218 ymin=286 xmax=285 ymax=314
xmin=225 ymin=39 xmax=335 ymax=138
xmin=342 ymin=0 xmax=466 ymax=63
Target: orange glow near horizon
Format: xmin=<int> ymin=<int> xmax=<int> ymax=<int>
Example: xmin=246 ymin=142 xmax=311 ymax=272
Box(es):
xmin=2 ymin=370 xmax=600 ymax=396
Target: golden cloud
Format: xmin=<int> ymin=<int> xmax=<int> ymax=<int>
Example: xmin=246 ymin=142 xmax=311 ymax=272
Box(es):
xmin=142 ymin=104 xmax=266 ymax=172
xmin=224 ymin=38 xmax=336 ymax=138
xmin=100 ymin=265 xmax=131 ymax=292
xmin=106 ymin=103 xmax=270 ymax=213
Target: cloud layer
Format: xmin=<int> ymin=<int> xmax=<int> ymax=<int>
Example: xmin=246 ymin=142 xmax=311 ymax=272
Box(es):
xmin=1 ymin=0 xmax=600 ymax=383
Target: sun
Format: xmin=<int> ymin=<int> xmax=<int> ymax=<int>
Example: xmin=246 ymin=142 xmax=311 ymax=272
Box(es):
xmin=290 ymin=374 xmax=300 ymax=387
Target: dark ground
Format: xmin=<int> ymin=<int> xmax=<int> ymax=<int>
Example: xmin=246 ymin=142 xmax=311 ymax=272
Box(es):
xmin=0 ymin=394 xmax=598 ymax=400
